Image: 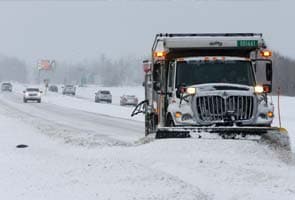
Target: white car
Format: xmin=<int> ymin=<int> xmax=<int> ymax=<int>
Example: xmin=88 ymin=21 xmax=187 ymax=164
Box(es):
xmin=120 ymin=95 xmax=138 ymax=106
xmin=23 ymin=88 xmax=42 ymax=103
xmin=95 ymin=90 xmax=112 ymax=103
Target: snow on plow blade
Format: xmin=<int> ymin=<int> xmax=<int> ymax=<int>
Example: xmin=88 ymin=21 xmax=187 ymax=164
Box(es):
xmin=156 ymin=126 xmax=291 ymax=151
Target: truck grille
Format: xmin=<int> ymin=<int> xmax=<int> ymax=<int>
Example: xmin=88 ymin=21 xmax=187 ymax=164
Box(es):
xmin=196 ymin=95 xmax=254 ymax=122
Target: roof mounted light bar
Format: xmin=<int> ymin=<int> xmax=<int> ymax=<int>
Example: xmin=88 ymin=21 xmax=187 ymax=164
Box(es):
xmin=156 ymin=33 xmax=263 ymax=38
xmin=151 ymin=33 xmax=266 ymax=59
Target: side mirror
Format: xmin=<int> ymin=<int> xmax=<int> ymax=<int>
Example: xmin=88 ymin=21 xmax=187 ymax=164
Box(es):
xmin=40 ymin=91 xmax=43 ymax=93
xmin=266 ymin=63 xmax=272 ymax=82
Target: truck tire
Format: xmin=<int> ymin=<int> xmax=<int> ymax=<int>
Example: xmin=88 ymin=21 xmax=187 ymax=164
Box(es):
xmin=145 ymin=114 xmax=151 ymax=136
xmin=145 ymin=113 xmax=158 ymax=136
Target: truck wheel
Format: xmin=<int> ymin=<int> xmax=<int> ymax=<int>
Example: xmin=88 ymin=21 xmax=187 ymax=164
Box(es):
xmin=145 ymin=113 xmax=158 ymax=136
xmin=38 ymin=99 xmax=41 ymax=103
xmin=23 ymin=99 xmax=27 ymax=103
xmin=145 ymin=114 xmax=151 ymax=136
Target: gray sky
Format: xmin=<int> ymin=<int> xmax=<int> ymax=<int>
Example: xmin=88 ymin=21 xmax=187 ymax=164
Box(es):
xmin=0 ymin=0 xmax=293 ymax=65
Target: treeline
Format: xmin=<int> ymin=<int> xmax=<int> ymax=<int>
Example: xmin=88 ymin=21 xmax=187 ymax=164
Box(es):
xmin=272 ymin=53 xmax=295 ymax=96
xmin=37 ymin=55 xmax=143 ymax=86
xmin=0 ymin=55 xmax=27 ymax=82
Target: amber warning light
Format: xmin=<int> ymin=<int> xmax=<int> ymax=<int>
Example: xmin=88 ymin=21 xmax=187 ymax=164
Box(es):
xmin=260 ymin=50 xmax=272 ymax=58
xmin=154 ymin=51 xmax=167 ymax=59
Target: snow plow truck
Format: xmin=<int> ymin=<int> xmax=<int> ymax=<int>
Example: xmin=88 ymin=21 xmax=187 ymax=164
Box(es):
xmin=132 ymin=33 xmax=290 ymax=151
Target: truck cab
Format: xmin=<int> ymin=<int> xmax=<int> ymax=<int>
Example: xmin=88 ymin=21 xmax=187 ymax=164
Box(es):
xmin=166 ymin=56 xmax=273 ymax=128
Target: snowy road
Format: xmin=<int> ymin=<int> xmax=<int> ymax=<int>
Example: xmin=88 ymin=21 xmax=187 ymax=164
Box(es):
xmin=0 ymin=89 xmax=209 ymax=200
xmin=0 ymin=92 xmax=144 ymax=146
xmin=1 ymin=85 xmax=295 ymax=200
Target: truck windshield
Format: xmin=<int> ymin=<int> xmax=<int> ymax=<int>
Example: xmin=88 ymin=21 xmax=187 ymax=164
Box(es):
xmin=176 ymin=60 xmax=255 ymax=87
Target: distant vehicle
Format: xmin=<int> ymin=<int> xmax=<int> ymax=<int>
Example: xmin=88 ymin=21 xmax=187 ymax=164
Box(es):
xmin=120 ymin=95 xmax=138 ymax=106
xmin=48 ymin=85 xmax=58 ymax=92
xmin=95 ymin=90 xmax=112 ymax=103
xmin=23 ymin=88 xmax=42 ymax=103
xmin=62 ymin=85 xmax=76 ymax=95
xmin=1 ymin=82 xmax=12 ymax=92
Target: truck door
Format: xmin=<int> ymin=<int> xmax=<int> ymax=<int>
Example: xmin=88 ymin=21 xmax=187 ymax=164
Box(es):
xmin=167 ymin=61 xmax=175 ymax=103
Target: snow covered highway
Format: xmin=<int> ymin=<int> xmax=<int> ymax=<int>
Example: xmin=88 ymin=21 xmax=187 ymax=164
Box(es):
xmin=1 ymin=84 xmax=295 ymax=200
xmin=0 ymin=91 xmax=144 ymax=147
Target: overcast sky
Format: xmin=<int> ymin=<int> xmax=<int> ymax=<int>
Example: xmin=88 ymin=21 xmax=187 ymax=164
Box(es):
xmin=0 ymin=0 xmax=293 ymax=65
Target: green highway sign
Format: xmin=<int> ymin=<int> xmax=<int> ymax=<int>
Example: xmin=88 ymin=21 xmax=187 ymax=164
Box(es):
xmin=237 ymin=40 xmax=258 ymax=47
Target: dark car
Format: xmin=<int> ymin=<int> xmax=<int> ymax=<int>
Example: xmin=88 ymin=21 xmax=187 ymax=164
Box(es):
xmin=49 ymin=85 xmax=58 ymax=92
xmin=1 ymin=82 xmax=12 ymax=92
xmin=95 ymin=90 xmax=112 ymax=103
xmin=120 ymin=95 xmax=138 ymax=106
xmin=62 ymin=85 xmax=76 ymax=95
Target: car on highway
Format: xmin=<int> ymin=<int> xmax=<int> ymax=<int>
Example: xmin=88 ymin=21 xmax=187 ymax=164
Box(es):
xmin=95 ymin=90 xmax=112 ymax=103
xmin=48 ymin=85 xmax=58 ymax=92
xmin=120 ymin=95 xmax=138 ymax=106
xmin=1 ymin=82 xmax=12 ymax=92
xmin=23 ymin=88 xmax=42 ymax=103
xmin=62 ymin=85 xmax=76 ymax=95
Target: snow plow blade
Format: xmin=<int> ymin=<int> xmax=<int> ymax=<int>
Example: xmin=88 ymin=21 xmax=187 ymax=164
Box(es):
xmin=156 ymin=126 xmax=291 ymax=151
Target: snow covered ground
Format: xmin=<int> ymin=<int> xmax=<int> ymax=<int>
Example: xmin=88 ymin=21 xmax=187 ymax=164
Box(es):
xmin=0 ymin=83 xmax=295 ymax=200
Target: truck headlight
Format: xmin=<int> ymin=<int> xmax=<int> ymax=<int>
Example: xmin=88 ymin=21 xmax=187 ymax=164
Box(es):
xmin=254 ymin=85 xmax=264 ymax=94
xmin=186 ymin=87 xmax=196 ymax=95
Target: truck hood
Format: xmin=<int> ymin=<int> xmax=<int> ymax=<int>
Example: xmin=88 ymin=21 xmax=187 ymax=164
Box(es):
xmin=189 ymin=83 xmax=254 ymax=93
